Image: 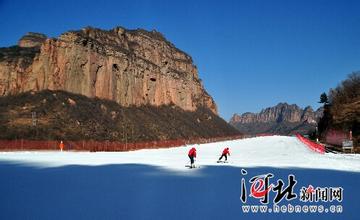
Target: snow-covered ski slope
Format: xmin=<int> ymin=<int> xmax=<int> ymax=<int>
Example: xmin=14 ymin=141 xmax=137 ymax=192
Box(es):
xmin=1 ymin=136 xmax=360 ymax=220
xmin=1 ymin=136 xmax=359 ymax=172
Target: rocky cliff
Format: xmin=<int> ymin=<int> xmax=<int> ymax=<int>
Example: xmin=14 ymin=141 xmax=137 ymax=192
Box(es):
xmin=0 ymin=26 xmax=242 ymax=143
xmin=0 ymin=26 xmax=217 ymax=114
xmin=230 ymin=103 xmax=323 ymax=135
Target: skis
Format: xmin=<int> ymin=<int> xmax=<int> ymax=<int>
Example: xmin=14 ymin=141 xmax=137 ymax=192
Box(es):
xmin=185 ymin=160 xmax=229 ymax=168
xmin=185 ymin=165 xmax=200 ymax=169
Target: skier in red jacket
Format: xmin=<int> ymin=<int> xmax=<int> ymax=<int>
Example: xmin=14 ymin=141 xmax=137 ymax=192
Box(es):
xmin=188 ymin=147 xmax=197 ymax=168
xmin=218 ymin=147 xmax=230 ymax=162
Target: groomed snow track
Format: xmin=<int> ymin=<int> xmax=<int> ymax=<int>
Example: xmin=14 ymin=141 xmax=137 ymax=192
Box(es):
xmin=0 ymin=136 xmax=359 ymax=172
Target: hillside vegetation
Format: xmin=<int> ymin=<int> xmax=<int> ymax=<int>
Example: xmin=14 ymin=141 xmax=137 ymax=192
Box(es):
xmin=318 ymin=72 xmax=360 ymax=147
xmin=0 ymin=90 xmax=240 ymax=142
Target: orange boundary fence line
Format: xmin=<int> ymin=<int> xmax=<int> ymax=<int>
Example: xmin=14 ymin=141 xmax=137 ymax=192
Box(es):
xmin=0 ymin=134 xmax=244 ymax=152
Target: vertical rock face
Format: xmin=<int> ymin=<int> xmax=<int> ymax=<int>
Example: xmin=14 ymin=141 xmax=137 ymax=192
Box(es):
xmin=229 ymin=103 xmax=323 ymax=135
xmin=0 ymin=26 xmax=217 ymax=114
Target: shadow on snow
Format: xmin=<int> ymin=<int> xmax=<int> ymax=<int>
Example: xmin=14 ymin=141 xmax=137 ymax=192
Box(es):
xmin=0 ymin=162 xmax=359 ymax=220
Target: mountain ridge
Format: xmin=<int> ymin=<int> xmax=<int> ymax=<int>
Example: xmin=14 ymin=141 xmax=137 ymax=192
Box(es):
xmin=230 ymin=103 xmax=323 ymax=135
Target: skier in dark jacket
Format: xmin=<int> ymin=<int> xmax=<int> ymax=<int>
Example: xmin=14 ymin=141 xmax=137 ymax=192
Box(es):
xmin=218 ymin=147 xmax=230 ymax=162
xmin=188 ymin=147 xmax=197 ymax=168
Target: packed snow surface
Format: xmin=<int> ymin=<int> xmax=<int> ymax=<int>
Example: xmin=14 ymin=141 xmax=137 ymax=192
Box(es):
xmin=1 ymin=136 xmax=359 ymax=172
xmin=1 ymin=136 xmax=360 ymax=220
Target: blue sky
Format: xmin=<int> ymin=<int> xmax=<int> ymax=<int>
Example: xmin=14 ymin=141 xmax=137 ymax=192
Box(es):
xmin=1 ymin=0 xmax=359 ymax=120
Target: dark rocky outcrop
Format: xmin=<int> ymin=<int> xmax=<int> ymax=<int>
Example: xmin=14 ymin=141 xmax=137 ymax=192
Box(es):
xmin=18 ymin=32 xmax=47 ymax=48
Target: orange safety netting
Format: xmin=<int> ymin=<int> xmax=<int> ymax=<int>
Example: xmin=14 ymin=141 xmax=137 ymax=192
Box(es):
xmin=0 ymin=135 xmax=243 ymax=151
xmin=296 ymin=134 xmax=325 ymax=154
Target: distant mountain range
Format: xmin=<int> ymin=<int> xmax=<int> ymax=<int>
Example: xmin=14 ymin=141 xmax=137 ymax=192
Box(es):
xmin=230 ymin=103 xmax=323 ymax=135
